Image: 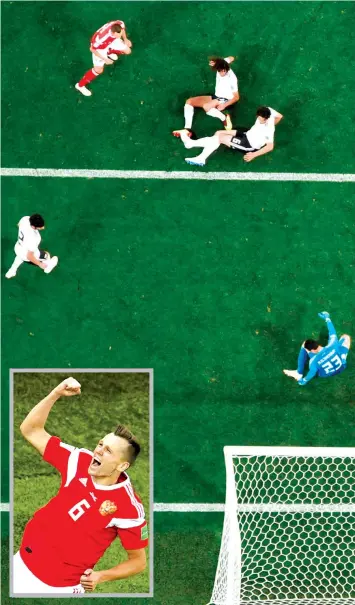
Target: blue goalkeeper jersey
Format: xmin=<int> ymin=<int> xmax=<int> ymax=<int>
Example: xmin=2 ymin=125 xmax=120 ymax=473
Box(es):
xmin=297 ymin=319 xmax=347 ymax=385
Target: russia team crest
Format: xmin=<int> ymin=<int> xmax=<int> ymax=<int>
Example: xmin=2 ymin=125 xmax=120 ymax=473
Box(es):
xmin=99 ymin=500 xmax=117 ymax=516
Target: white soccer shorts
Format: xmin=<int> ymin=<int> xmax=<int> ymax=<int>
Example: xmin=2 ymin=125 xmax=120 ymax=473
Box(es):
xmin=14 ymin=242 xmax=40 ymax=263
xmin=92 ymin=38 xmax=129 ymax=67
xmin=12 ymin=552 xmax=85 ymax=595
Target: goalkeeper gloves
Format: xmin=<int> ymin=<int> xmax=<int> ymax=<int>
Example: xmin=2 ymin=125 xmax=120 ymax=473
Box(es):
xmin=318 ymin=311 xmax=330 ymax=321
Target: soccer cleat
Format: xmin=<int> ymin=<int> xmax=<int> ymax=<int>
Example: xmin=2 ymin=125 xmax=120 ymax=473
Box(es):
xmin=185 ymin=157 xmax=205 ymax=167
xmin=107 ymin=53 xmax=119 ymax=61
xmin=5 ymin=269 xmax=16 ymax=279
xmin=75 ymin=83 xmax=92 ymax=97
xmin=224 ymin=114 xmax=233 ymax=131
xmin=172 ymin=129 xmax=193 ymax=138
xmin=44 ymin=256 xmax=59 ymax=274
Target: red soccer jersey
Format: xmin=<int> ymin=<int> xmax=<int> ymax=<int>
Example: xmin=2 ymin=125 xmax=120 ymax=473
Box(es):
xmin=20 ymin=437 xmax=148 ymax=587
xmin=91 ymin=20 xmax=126 ymax=51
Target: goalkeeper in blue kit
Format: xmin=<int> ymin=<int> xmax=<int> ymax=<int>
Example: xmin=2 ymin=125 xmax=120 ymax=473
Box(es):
xmin=283 ymin=312 xmax=351 ymax=386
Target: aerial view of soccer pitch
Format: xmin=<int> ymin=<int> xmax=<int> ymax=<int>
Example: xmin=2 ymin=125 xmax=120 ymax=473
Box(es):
xmin=1 ymin=1 xmax=355 ymax=604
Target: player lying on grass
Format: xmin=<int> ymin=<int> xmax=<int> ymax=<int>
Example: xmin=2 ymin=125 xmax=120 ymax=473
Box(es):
xmin=283 ymin=312 xmax=351 ymax=386
xmin=5 ymin=214 xmax=58 ymax=279
xmin=76 ymin=20 xmax=132 ymax=97
xmin=174 ymin=56 xmax=239 ymax=133
xmin=13 ymin=378 xmax=148 ymax=594
xmin=173 ymin=106 xmax=283 ymax=166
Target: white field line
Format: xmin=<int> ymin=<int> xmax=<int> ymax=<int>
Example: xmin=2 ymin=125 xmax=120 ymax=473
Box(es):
xmin=0 ymin=502 xmax=224 ymax=513
xmin=1 ymin=168 xmax=355 ymax=182
xmin=3 ymin=502 xmax=354 ymax=513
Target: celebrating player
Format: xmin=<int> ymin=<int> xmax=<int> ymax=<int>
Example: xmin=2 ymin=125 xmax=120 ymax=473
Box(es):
xmin=75 ymin=20 xmax=132 ymax=97
xmin=283 ymin=312 xmax=351 ymax=386
xmin=173 ymin=106 xmax=283 ymax=166
xmin=173 ymin=56 xmax=239 ymax=133
xmin=5 ymin=214 xmax=58 ymax=279
xmin=13 ymin=378 xmax=148 ymax=594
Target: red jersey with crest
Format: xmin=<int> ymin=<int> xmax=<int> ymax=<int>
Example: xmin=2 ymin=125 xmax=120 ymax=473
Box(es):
xmin=20 ymin=436 xmax=148 ymax=587
xmin=91 ymin=20 xmax=125 ymax=50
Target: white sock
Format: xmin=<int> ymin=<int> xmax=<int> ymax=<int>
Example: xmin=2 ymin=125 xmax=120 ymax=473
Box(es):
xmin=7 ymin=256 xmax=24 ymax=273
xmin=180 ymin=132 xmax=214 ymax=149
xmin=206 ymin=108 xmax=225 ymax=122
xmin=184 ymin=104 xmax=194 ymax=129
xmin=189 ymin=135 xmax=221 ymax=162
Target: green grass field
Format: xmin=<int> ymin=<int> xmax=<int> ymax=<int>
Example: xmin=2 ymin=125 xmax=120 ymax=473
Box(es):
xmin=1 ymin=1 xmax=355 ymax=604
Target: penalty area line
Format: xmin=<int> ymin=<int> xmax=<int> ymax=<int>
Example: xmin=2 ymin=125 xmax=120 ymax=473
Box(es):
xmin=1 ymin=168 xmax=355 ymax=182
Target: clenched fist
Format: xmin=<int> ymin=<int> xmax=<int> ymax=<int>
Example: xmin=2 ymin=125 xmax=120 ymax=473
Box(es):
xmin=54 ymin=377 xmax=81 ymax=397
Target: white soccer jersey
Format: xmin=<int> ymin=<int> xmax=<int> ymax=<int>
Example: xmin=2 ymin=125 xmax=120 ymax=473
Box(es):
xmin=16 ymin=216 xmax=41 ymax=255
xmin=246 ymin=107 xmax=278 ymax=150
xmin=215 ymin=60 xmax=238 ymax=100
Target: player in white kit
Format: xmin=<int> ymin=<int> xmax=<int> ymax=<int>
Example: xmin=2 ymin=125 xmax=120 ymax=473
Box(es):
xmin=174 ymin=106 xmax=283 ymax=166
xmin=5 ymin=214 xmax=58 ymax=279
xmin=173 ymin=56 xmax=239 ymax=134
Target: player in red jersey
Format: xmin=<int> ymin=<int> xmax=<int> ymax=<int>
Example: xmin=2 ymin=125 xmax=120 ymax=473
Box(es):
xmin=13 ymin=378 xmax=148 ymax=595
xmin=75 ymin=20 xmax=132 ymax=97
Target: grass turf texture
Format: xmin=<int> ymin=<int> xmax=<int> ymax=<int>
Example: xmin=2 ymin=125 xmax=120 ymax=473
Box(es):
xmin=2 ymin=177 xmax=355 ymax=505
xmin=2 ymin=1 xmax=355 ymax=173
xmin=12 ymin=372 xmax=150 ymax=595
xmin=2 ymin=1 xmax=355 ymax=603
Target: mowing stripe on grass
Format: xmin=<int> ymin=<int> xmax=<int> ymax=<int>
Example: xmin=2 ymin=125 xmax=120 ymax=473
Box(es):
xmin=1 ymin=168 xmax=355 ymax=182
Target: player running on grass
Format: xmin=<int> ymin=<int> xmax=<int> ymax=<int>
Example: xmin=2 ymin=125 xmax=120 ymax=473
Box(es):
xmin=13 ymin=378 xmax=148 ymax=594
xmin=5 ymin=214 xmax=58 ymax=279
xmin=173 ymin=106 xmax=283 ymax=166
xmin=283 ymin=312 xmax=351 ymax=386
xmin=75 ymin=20 xmax=132 ymax=97
xmin=174 ymin=56 xmax=239 ymax=133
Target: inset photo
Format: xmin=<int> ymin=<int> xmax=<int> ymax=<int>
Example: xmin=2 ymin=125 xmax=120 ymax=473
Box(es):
xmin=10 ymin=370 xmax=152 ymax=597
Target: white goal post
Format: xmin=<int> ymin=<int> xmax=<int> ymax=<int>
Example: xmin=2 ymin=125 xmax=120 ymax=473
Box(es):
xmin=208 ymin=446 xmax=355 ymax=605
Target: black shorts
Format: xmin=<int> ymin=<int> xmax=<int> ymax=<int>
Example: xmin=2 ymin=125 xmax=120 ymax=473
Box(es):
xmin=212 ymin=95 xmax=229 ymax=103
xmin=229 ymin=130 xmax=257 ymax=153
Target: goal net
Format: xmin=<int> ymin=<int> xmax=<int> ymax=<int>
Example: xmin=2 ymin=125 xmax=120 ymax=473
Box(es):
xmin=208 ymin=446 xmax=355 ymax=605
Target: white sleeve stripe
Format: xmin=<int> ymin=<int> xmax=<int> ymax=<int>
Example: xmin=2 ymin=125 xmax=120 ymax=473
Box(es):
xmin=59 ymin=442 xmax=75 ymax=453
xmin=106 ymin=517 xmax=145 ymax=529
xmin=79 ymin=448 xmax=94 ymax=457
xmin=64 ymin=448 xmax=80 ymax=487
xmin=124 ymin=483 xmax=145 ymax=518
xmin=129 ymin=483 xmax=145 ymax=517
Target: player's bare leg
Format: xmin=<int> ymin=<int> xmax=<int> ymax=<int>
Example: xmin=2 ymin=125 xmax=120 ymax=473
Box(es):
xmin=182 ymin=95 xmax=212 ymax=129
xmin=202 ymin=98 xmax=232 ymax=129
xmin=214 ymin=130 xmax=237 ymax=146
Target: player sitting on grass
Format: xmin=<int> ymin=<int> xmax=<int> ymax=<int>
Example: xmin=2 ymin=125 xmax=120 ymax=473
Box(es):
xmin=173 ymin=106 xmax=283 ymax=166
xmin=283 ymin=312 xmax=351 ymax=386
xmin=5 ymin=214 xmax=58 ymax=279
xmin=13 ymin=378 xmax=148 ymax=594
xmin=76 ymin=20 xmax=132 ymax=97
xmin=173 ymin=56 xmax=239 ymax=134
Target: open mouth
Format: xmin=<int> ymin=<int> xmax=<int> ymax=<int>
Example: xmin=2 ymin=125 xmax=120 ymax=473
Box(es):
xmin=91 ymin=456 xmax=102 ymax=468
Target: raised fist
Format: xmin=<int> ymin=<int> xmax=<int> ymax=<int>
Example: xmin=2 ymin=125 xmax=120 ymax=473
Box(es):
xmin=54 ymin=377 xmax=81 ymax=397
